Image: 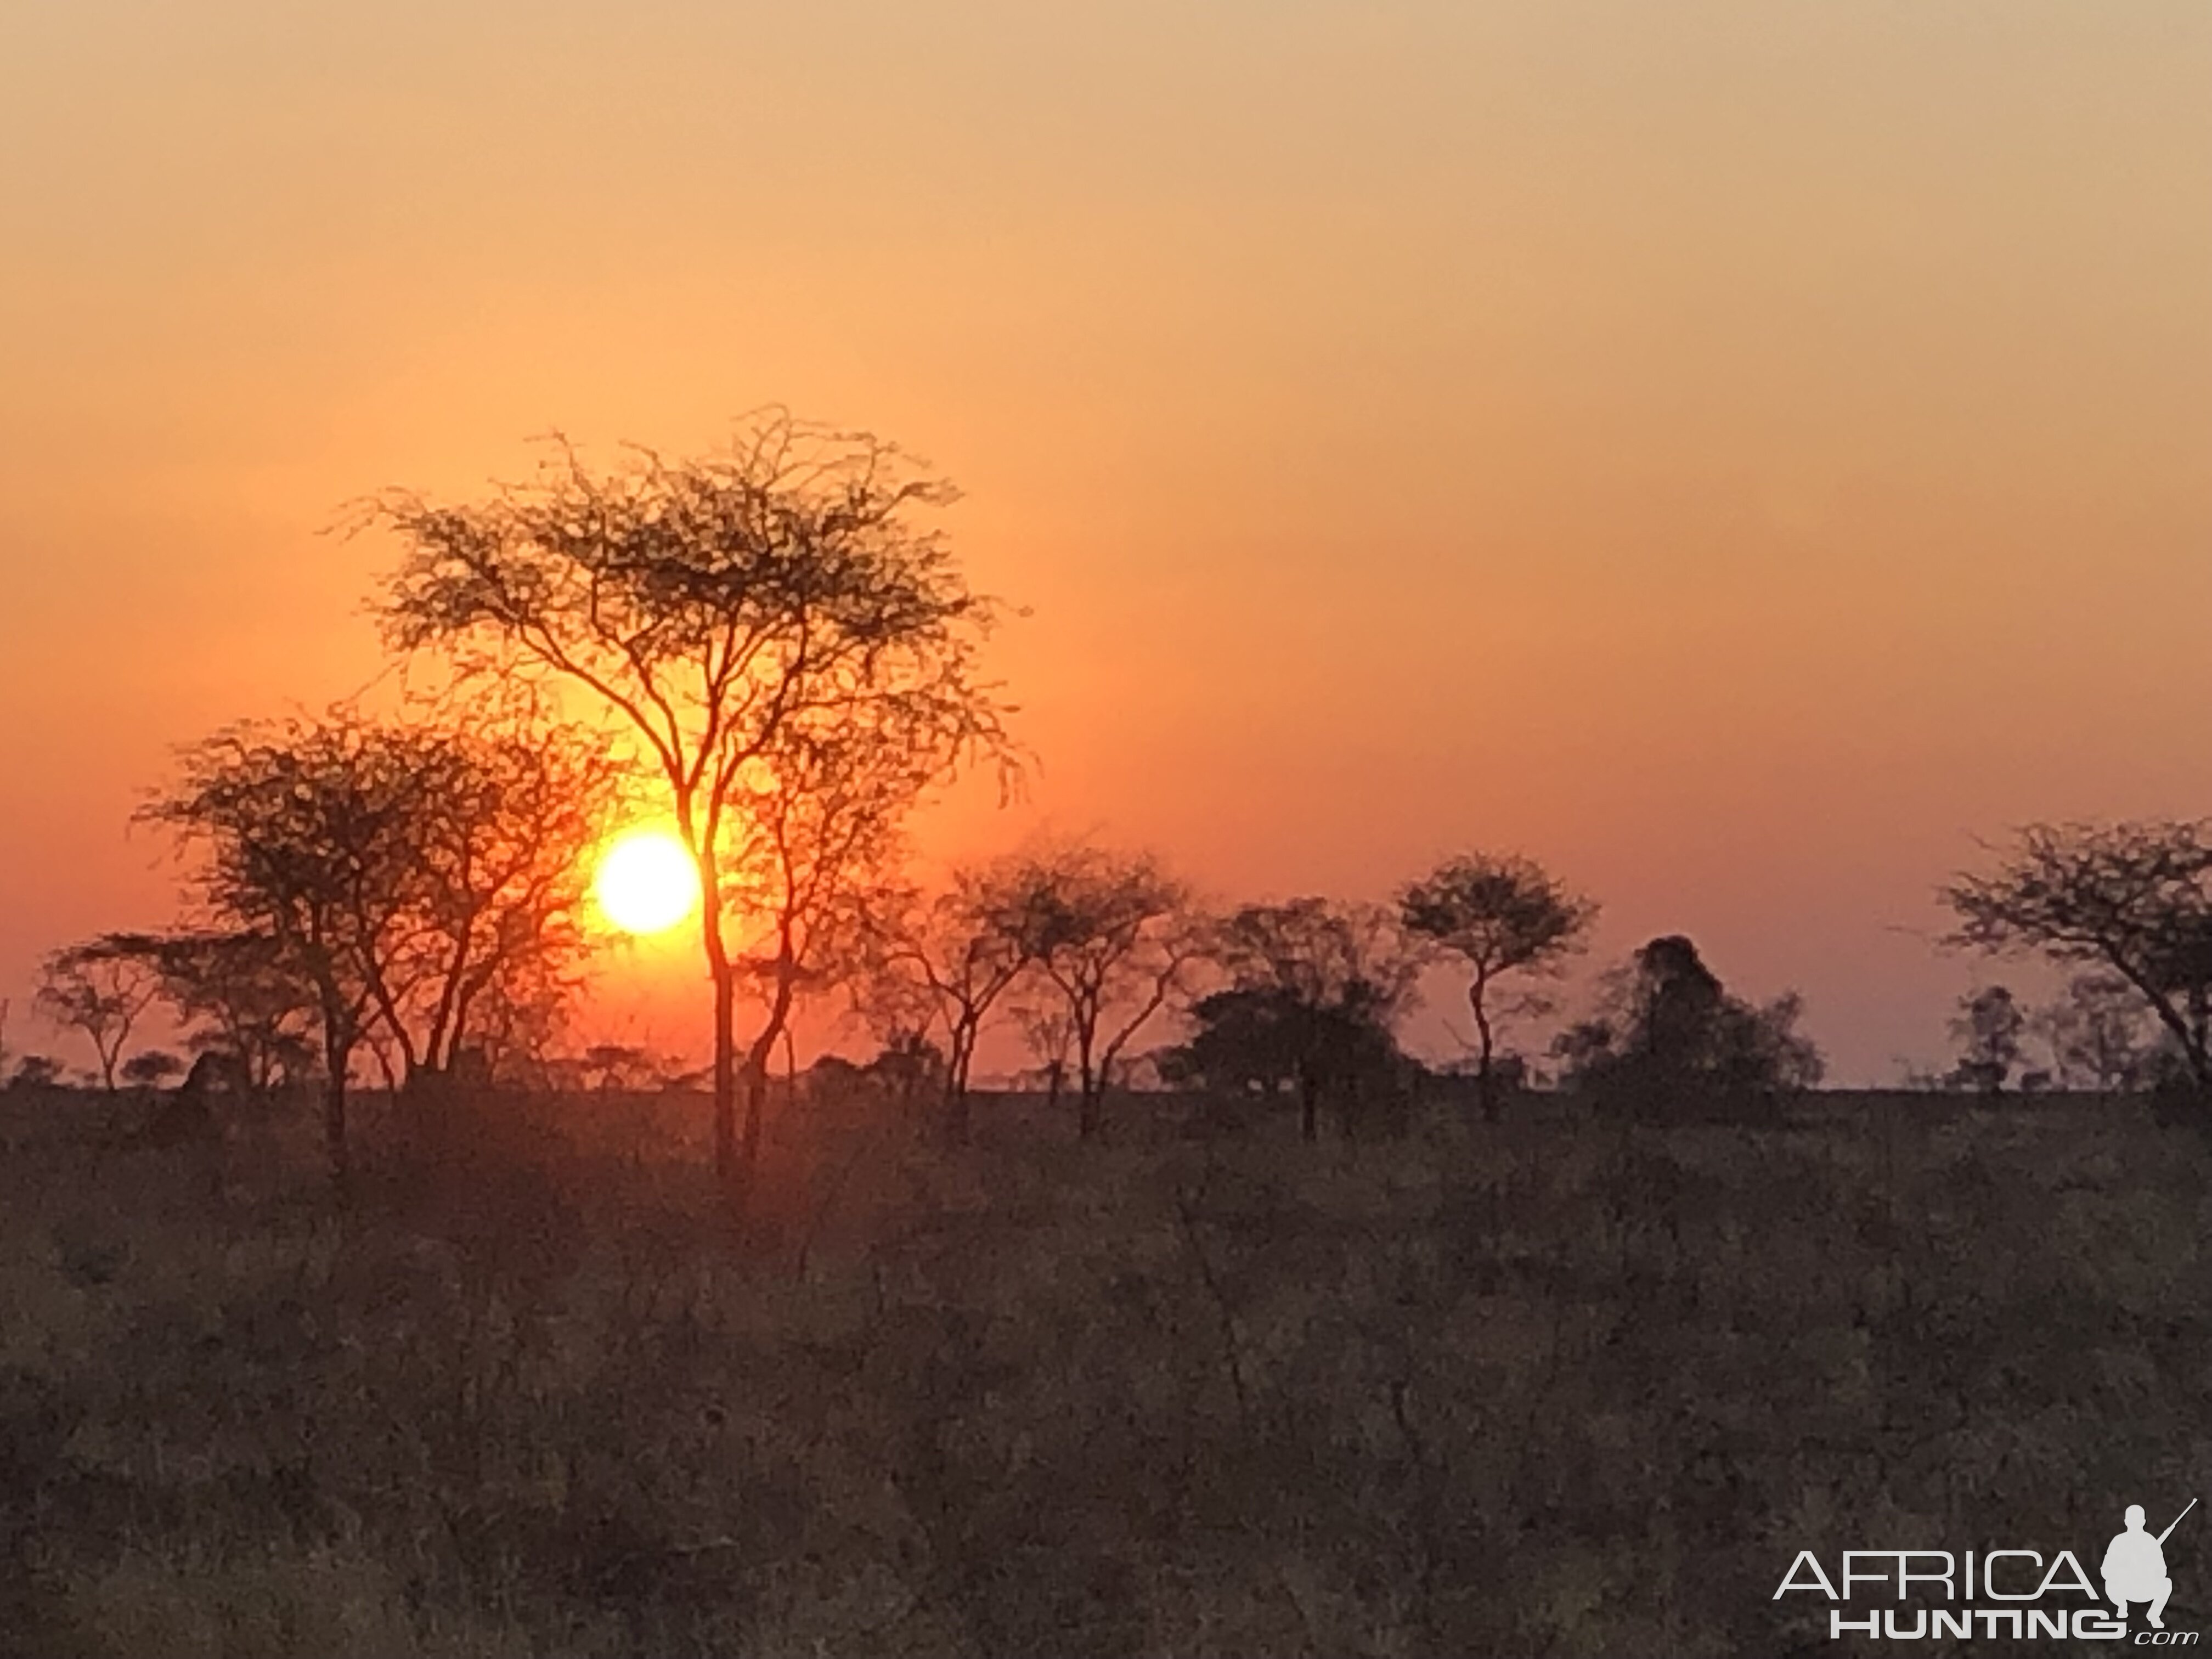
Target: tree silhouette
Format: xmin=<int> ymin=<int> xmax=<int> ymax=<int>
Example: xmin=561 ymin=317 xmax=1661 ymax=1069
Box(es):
xmin=145 ymin=715 xmax=416 ymax=1175
xmin=863 ymin=1028 xmax=949 ymax=1122
xmin=362 ymin=413 xmax=1010 ymax=1191
xmin=1947 ymin=985 xmax=2024 ymax=1094
xmin=99 ymin=929 xmax=315 ymax=1092
xmin=35 ymin=939 xmax=162 ymax=1091
xmin=2034 ymin=973 xmax=2153 ymax=1093
xmin=1398 ymin=852 xmax=1596 ymax=1120
xmin=1182 ymin=899 xmax=1422 ymax=1141
xmin=1554 ymin=935 xmax=1822 ymax=1120
xmin=720 ymin=690 xmax=985 ymax=1167
xmin=996 ymin=845 xmax=1197 ymax=1138
xmin=8 ymin=1054 xmax=62 ymax=1091
xmin=1006 ymin=995 xmax=1076 ymax=1111
xmin=367 ymin=715 xmax=620 ymax=1090
xmin=868 ymin=860 xmax=1035 ymax=1144
xmin=1943 ymin=821 xmax=2212 ymax=1096
xmin=143 ymin=707 xmax=612 ymax=1176
xmin=120 ymin=1050 xmax=184 ymax=1090
xmin=576 ymin=1043 xmax=672 ymax=1094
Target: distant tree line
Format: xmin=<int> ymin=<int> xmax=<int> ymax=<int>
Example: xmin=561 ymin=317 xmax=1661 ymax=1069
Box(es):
xmin=21 ymin=413 xmax=2212 ymax=1189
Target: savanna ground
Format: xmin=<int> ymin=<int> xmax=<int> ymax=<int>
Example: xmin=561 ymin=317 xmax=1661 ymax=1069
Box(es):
xmin=2 ymin=1079 xmax=2207 ymax=1658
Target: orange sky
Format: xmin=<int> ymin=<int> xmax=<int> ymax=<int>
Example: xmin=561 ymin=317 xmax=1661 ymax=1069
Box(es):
xmin=2 ymin=1 xmax=2207 ymax=1083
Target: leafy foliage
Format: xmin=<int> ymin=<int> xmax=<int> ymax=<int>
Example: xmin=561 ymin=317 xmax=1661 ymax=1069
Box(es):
xmin=119 ymin=1051 xmax=185 ymax=1090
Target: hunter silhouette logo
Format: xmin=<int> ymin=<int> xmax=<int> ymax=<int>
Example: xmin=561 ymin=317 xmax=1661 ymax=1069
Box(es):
xmin=2107 ymin=1500 xmax=2193 ymax=1631
xmin=1776 ymin=1497 xmax=2200 ymax=1643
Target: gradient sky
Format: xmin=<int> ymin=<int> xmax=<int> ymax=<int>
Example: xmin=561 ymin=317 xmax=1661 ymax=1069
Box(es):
xmin=2 ymin=1 xmax=2207 ymax=1082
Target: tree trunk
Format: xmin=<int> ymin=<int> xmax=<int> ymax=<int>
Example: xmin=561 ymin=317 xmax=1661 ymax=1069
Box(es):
xmin=1075 ymin=1020 xmax=1102 ymax=1139
xmin=2099 ymin=953 xmax=2211 ymax=1098
xmin=945 ymin=1022 xmax=976 ymax=1146
xmin=1470 ymin=978 xmax=1498 ymax=1123
xmin=323 ymin=1034 xmax=350 ymax=1183
xmin=681 ymin=814 xmax=743 ymax=1194
xmin=742 ymin=951 xmax=799 ymax=1177
xmin=710 ymin=959 xmax=738 ymax=1186
xmin=742 ymin=1049 xmax=771 ymax=1177
xmin=2188 ymin=987 xmax=2212 ymax=1093
xmin=1078 ymin=1073 xmax=1104 ymax=1139
xmin=311 ymin=968 xmax=355 ymax=1184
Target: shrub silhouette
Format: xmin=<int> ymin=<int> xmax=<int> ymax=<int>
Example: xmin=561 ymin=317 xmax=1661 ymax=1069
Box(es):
xmin=1554 ymin=934 xmax=1823 ymax=1121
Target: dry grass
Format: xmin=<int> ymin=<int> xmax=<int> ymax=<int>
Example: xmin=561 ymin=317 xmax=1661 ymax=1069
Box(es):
xmin=1 ymin=1081 xmax=2206 ymax=1656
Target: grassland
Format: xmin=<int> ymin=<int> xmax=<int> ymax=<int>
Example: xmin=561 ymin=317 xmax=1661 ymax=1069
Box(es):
xmin=1 ymin=1082 xmax=2205 ymax=1657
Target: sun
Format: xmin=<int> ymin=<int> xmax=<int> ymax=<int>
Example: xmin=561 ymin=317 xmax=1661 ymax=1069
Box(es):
xmin=594 ymin=827 xmax=701 ymax=935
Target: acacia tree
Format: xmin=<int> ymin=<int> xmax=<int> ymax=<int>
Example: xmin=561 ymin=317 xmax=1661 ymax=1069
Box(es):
xmin=363 ymin=414 xmax=1008 ymax=1188
xmin=364 ymin=716 xmax=620 ymax=1089
xmin=35 ymin=940 xmax=162 ymax=1091
xmin=143 ymin=715 xmax=414 ymax=1172
xmin=996 ymin=845 xmax=1198 ymax=1138
xmin=867 ymin=859 xmax=1035 ymax=1143
xmin=1398 ymin=851 xmax=1597 ymax=1120
xmin=1942 ymin=821 xmax=2212 ymax=1097
xmin=1189 ymin=898 xmax=1423 ymax=1141
xmin=718 ymin=688 xmax=996 ymax=1167
xmin=142 ymin=707 xmax=611 ymax=1176
xmin=101 ymin=929 xmax=317 ymax=1091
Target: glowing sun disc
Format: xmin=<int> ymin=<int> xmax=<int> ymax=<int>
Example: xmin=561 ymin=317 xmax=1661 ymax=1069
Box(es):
xmin=595 ymin=829 xmax=699 ymax=935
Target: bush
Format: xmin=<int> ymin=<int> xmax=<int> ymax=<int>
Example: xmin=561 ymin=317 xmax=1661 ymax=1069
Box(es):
xmin=1554 ymin=935 xmax=1822 ymax=1122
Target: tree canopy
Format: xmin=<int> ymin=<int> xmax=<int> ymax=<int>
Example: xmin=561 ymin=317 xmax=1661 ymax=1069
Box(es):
xmin=360 ymin=413 xmax=1013 ymax=1189
xmin=35 ymin=939 xmax=161 ymax=1092
xmin=993 ymin=845 xmax=1197 ymax=1138
xmin=140 ymin=705 xmax=616 ymax=1174
xmin=1400 ymin=851 xmax=1595 ymax=1118
xmin=1943 ymin=820 xmax=2212 ymax=1094
xmin=1175 ymin=898 xmax=1421 ymax=1141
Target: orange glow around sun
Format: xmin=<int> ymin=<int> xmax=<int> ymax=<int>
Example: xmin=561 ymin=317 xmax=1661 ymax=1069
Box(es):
xmin=593 ymin=827 xmax=701 ymax=935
